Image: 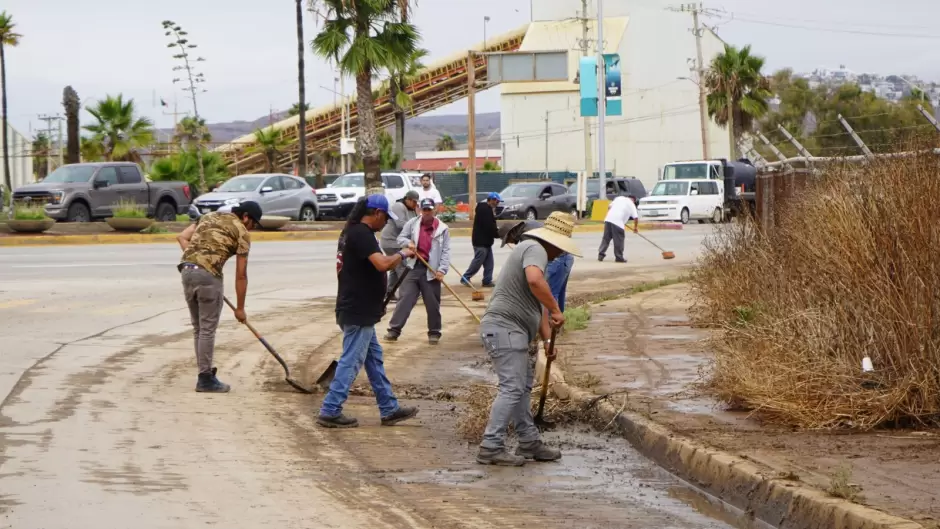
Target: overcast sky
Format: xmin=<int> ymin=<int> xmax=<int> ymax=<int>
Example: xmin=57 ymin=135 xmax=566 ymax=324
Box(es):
xmin=4 ymin=0 xmax=940 ymax=135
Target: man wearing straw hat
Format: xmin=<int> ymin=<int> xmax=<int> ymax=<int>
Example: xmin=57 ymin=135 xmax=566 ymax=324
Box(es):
xmin=500 ymin=219 xmax=575 ymax=312
xmin=477 ymin=211 xmax=581 ymax=466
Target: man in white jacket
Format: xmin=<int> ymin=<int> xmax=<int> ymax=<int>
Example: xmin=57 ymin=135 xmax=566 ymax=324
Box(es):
xmin=385 ymin=198 xmax=451 ymax=345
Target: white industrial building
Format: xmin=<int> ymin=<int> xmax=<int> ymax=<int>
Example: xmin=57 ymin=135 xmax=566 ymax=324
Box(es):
xmin=0 ymin=86 xmax=34 ymax=192
xmin=499 ymin=0 xmax=731 ymax=190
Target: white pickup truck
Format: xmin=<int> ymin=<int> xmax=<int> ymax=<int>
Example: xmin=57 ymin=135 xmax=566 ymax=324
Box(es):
xmin=315 ymin=171 xmax=422 ymax=220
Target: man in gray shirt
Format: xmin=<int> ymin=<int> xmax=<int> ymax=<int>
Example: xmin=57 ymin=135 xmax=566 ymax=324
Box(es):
xmin=380 ymin=190 xmax=419 ymax=299
xmin=477 ymin=212 xmax=582 ymax=466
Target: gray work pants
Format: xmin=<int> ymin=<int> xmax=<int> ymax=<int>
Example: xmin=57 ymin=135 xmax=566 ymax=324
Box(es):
xmin=479 ymin=324 xmax=540 ymax=450
xmin=181 ymin=268 xmax=224 ymax=375
xmin=387 ymin=262 xmax=442 ymax=337
xmin=598 ymin=221 xmax=626 ymax=261
xmin=382 ymin=246 xmax=407 ymax=294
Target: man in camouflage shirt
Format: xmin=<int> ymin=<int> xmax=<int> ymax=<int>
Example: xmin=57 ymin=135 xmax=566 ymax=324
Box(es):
xmin=177 ymin=201 xmax=262 ymax=393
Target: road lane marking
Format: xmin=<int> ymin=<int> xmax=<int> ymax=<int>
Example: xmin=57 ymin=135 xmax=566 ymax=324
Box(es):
xmin=0 ymin=299 xmax=38 ymax=309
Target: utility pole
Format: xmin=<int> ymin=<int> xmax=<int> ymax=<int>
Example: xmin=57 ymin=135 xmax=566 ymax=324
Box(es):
xmin=688 ymin=3 xmax=711 ymax=159
xmin=162 ymin=96 xmax=187 ymax=153
xmin=340 ymin=76 xmax=347 ymax=173
xmin=544 ymin=111 xmax=549 ymax=177
xmin=57 ymin=118 xmax=63 ymax=167
xmin=596 ymin=0 xmax=608 ymax=199
xmin=37 ymin=114 xmax=61 ymax=175
xmin=467 ymin=50 xmax=478 ymax=221
xmin=579 ymin=0 xmax=594 ymax=216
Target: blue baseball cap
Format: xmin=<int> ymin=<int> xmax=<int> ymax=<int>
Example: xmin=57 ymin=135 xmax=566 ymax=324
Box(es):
xmin=365 ymin=194 xmax=397 ymax=220
xmin=487 ymin=192 xmax=502 ymax=201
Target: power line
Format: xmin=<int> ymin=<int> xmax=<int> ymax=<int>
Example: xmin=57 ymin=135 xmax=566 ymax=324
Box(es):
xmin=724 ymin=15 xmax=940 ymax=39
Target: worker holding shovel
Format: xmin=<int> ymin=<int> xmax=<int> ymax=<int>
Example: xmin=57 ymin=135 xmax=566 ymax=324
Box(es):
xmin=385 ymin=198 xmax=451 ymax=345
xmin=176 ymin=201 xmax=263 ymax=393
xmin=477 ymin=212 xmax=582 ymax=466
xmin=318 ymin=195 xmax=419 ymax=429
xmin=501 ymin=217 xmax=576 ymax=312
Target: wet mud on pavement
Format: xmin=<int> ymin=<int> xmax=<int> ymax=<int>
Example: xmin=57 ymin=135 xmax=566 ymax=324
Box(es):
xmin=0 ymin=273 xmax=756 ymax=528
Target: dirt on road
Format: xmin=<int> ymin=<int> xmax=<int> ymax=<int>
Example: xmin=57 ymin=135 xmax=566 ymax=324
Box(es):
xmin=559 ymin=284 xmax=940 ymax=528
xmin=0 ymin=268 xmax=751 ymax=529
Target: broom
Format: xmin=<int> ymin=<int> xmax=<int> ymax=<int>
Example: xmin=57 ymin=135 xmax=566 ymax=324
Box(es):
xmin=635 ymin=232 xmax=675 ymax=260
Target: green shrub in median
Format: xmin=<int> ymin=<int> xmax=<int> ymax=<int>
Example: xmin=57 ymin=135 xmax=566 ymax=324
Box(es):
xmin=112 ymin=199 xmax=147 ymax=219
xmin=175 ymin=214 xmax=190 ymax=222
xmin=13 ymin=204 xmax=49 ymax=221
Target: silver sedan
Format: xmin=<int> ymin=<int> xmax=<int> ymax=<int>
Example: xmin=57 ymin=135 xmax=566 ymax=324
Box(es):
xmin=192 ymin=174 xmax=319 ymax=220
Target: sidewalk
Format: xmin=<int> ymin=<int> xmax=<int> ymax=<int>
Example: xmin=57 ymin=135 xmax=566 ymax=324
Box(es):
xmin=558 ymin=283 xmax=940 ymax=527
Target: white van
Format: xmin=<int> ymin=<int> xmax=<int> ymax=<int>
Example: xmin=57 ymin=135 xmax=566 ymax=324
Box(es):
xmin=637 ymin=178 xmax=723 ymax=224
xmin=315 ymin=171 xmax=417 ymax=219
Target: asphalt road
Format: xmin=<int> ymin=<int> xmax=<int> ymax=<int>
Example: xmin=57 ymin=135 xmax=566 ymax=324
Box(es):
xmin=0 ymin=226 xmax=726 ymax=528
xmin=0 ymin=226 xmax=712 ymax=403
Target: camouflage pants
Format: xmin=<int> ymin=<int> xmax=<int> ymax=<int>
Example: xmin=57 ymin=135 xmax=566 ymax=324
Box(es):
xmin=181 ymin=268 xmax=224 ymax=375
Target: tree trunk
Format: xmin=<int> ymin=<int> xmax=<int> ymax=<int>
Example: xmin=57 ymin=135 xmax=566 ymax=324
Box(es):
xmin=0 ymin=42 xmax=11 ymax=213
xmin=727 ymin=89 xmax=736 ymax=159
xmin=295 ymin=0 xmax=307 ymax=178
xmin=356 ymin=67 xmax=381 ymax=194
xmin=63 ymin=87 xmax=81 ymax=164
xmin=390 ymin=79 xmax=405 ymax=170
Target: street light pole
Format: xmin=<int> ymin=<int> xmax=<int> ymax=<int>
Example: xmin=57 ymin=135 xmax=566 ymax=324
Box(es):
xmin=596 ymin=0 xmax=607 ymax=197
xmin=483 ymin=16 xmax=490 ymax=50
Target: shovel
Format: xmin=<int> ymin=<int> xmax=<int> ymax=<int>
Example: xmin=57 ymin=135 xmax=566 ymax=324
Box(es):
xmin=534 ymin=326 xmax=560 ymax=430
xmin=314 ymin=269 xmax=409 ymax=391
xmin=635 ymin=232 xmax=676 ymax=260
xmin=223 ymin=297 xmax=314 ymax=394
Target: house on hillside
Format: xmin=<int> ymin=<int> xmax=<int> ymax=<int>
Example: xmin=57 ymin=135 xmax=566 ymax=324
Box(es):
xmin=500 ymin=1 xmax=731 ymax=189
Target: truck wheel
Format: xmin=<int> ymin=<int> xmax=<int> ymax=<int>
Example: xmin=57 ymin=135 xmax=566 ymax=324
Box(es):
xmin=680 ymin=208 xmax=690 ymax=225
xmin=710 ymin=207 xmax=722 ymax=224
xmin=525 ymin=208 xmax=538 ymax=221
xmin=155 ymin=202 xmax=177 ymax=222
xmin=299 ymin=205 xmax=316 ymax=221
xmin=67 ymin=202 xmax=91 ymax=223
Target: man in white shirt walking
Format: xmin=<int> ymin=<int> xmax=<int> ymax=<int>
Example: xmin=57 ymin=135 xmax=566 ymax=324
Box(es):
xmin=598 ymin=195 xmax=638 ymax=263
xmin=416 ymin=173 xmax=443 ymax=205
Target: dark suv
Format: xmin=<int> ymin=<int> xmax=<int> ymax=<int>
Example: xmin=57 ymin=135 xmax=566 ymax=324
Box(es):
xmin=568 ymin=177 xmax=647 ymax=216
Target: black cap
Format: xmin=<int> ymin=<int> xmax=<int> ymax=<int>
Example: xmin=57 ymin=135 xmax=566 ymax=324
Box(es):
xmin=232 ymin=201 xmax=263 ymax=223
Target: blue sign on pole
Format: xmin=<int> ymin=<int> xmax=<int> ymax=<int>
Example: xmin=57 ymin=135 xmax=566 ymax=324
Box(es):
xmin=603 ymin=53 xmax=622 ymax=116
xmin=579 ymin=57 xmax=597 ymax=117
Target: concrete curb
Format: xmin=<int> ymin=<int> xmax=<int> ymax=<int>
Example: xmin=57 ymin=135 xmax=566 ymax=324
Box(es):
xmin=0 ymin=222 xmax=683 ymax=247
xmin=537 ymin=360 xmax=923 ymax=529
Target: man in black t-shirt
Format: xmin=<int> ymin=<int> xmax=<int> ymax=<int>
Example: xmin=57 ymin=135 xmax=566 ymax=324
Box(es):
xmin=319 ymin=194 xmax=420 ymax=429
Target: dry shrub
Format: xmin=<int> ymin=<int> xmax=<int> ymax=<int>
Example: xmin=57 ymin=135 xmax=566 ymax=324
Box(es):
xmin=691 ymin=148 xmax=940 ymax=430
xmin=455 ymin=384 xmax=589 ymax=442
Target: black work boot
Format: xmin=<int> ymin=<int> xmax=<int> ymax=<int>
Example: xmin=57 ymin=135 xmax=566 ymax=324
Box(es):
xmin=195 ymin=367 xmax=231 ymax=393
xmin=476 ymin=447 xmax=526 ymax=466
xmin=515 ymin=440 xmax=562 ymax=462
xmin=381 ymin=405 xmax=418 ymax=426
xmin=317 ymin=414 xmax=359 ymax=428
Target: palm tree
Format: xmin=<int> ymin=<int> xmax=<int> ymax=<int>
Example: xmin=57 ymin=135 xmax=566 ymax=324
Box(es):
xmin=310 ymin=0 xmax=420 ymax=194
xmin=83 ymin=94 xmax=155 ymax=163
xmin=435 ymin=134 xmax=455 ymax=151
xmin=80 ymin=136 xmax=104 ymax=162
xmin=388 ymin=46 xmax=428 ymax=169
xmin=704 ymin=44 xmax=772 ymax=158
xmin=173 ymin=116 xmax=211 ymax=151
xmin=248 ymin=126 xmax=289 ymax=172
xmin=62 ymin=86 xmax=81 ymax=163
xmin=295 ymin=0 xmax=308 ymax=178
xmin=287 ymin=102 xmax=310 ymax=117
xmin=0 ymin=11 xmax=21 ymax=206
xmin=31 ymin=133 xmax=50 ymax=180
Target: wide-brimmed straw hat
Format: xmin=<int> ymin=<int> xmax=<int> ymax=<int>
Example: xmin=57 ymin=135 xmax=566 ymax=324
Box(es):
xmin=523 ymin=212 xmax=582 ymax=257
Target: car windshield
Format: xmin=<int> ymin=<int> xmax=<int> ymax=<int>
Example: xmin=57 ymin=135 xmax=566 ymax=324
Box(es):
xmin=330 ymin=174 xmax=365 ymax=187
xmin=218 ymin=176 xmax=265 ymax=192
xmin=42 ymin=165 xmax=96 ymax=183
xmin=650 ymin=182 xmax=689 ymax=196
xmin=567 ymin=180 xmax=601 ymax=195
xmin=501 ymin=184 xmax=541 ymax=198
xmin=663 ymin=163 xmax=708 ymax=180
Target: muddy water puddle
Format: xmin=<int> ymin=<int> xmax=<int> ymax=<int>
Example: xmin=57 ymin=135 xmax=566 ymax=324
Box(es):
xmin=328 ymin=395 xmax=757 ymax=529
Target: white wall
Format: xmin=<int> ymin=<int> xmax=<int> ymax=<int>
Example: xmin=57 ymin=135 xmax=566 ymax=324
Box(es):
xmin=0 ymin=121 xmax=34 ymax=191
xmin=504 ymin=2 xmax=731 ymax=190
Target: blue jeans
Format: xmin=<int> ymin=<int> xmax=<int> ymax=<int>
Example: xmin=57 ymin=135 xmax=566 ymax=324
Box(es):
xmin=546 ymin=253 xmax=574 ymax=312
xmin=319 ymin=324 xmax=400 ymax=418
xmin=462 ymin=246 xmax=494 ymax=286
